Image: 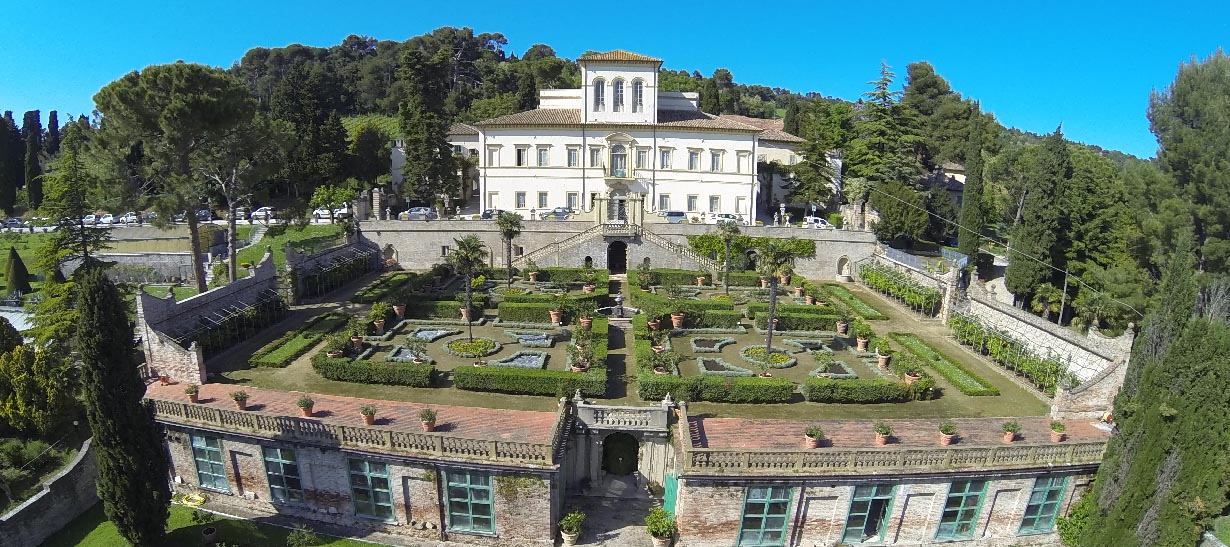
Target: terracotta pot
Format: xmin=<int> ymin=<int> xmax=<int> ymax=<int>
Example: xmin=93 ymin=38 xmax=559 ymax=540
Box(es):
xmin=904 ymin=373 xmax=921 ymax=385
xmin=805 ymin=295 xmax=815 ymax=305
xmin=421 ymin=420 xmax=435 ymax=432
xmin=351 ymin=336 xmax=364 ymax=350
xmin=1003 ymin=431 xmax=1016 ymax=443
xmin=856 ymin=337 xmax=869 ymax=352
xmin=878 ymin=354 xmax=891 ymax=368
xmin=188 ymin=393 xmax=199 ymax=404
xmin=1051 ymin=431 xmax=1065 ymax=443
xmin=234 ymin=400 xmax=246 ymax=411
xmin=392 ymin=304 xmax=406 ymax=319
xmin=939 ymin=433 xmax=956 ymax=446
xmin=670 ymin=313 xmax=685 ymax=328
xmin=549 ymin=309 xmax=563 ymax=324
xmin=571 ymin=365 xmax=589 ymax=372
xmin=580 ymin=317 xmax=593 ymax=330
xmin=652 ymin=345 xmax=665 ymax=354
xmin=373 ymin=319 xmax=386 ymax=335
xmin=459 ymin=307 xmax=471 ymax=321
xmin=363 ymin=414 xmax=376 ymax=426
xmin=653 ymin=366 xmax=668 ymax=375
xmin=300 ymin=406 xmax=314 ymax=418
xmin=794 ymin=287 xmax=804 ymax=297
xmin=647 ymin=319 xmax=661 ymax=331
xmin=836 ymin=321 xmax=849 ymax=335
xmin=874 ymin=433 xmax=889 ymax=446
xmin=651 ymin=535 xmax=671 ymax=547
xmin=584 ymin=284 xmax=596 ymax=293
xmin=696 ymin=276 xmax=706 ymax=286
xmin=779 ymin=274 xmax=790 ymax=285
xmin=528 ymin=272 xmax=539 ymax=282
xmin=759 ymin=278 xmax=769 ymax=288
xmin=562 ymin=531 xmax=580 ymax=546
xmin=327 ymin=350 xmax=344 ymax=358
xmin=804 ymin=436 xmax=820 ymax=449
xmin=159 ymin=374 xmax=170 ymax=386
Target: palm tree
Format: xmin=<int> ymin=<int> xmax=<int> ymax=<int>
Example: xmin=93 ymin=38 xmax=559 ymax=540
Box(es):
xmin=1031 ymin=283 xmax=1064 ymax=322
xmin=447 ymin=235 xmax=488 ymax=341
xmin=1073 ymin=289 xmax=1112 ymax=332
xmin=755 ymin=238 xmax=800 ymax=364
xmin=717 ymin=220 xmax=741 ymax=295
xmin=495 ymin=212 xmax=523 ymax=288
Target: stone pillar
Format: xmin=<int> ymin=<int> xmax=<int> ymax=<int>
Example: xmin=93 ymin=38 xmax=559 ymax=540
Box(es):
xmin=372 ymin=188 xmax=384 ymax=220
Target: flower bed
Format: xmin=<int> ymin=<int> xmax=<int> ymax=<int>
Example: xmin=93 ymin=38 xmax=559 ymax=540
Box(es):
xmin=248 ymin=312 xmax=346 ymax=368
xmin=489 ymin=350 xmax=548 ymax=369
xmin=890 ymin=332 xmax=1000 ymax=396
xmin=783 ymin=339 xmax=830 ymax=352
xmin=411 ymin=328 xmax=462 ymax=342
xmin=739 ymin=346 xmax=797 ymax=369
xmin=690 ymin=337 xmax=736 ymax=353
xmin=858 ymin=262 xmax=941 ymax=316
xmin=445 ymin=337 xmax=502 ymax=358
xmin=386 ymin=345 xmax=433 ymax=365
xmin=822 ymin=284 xmax=888 ymax=320
xmin=697 ymin=357 xmax=754 ymax=377
xmin=505 ymin=330 xmax=556 ymax=348
xmin=807 ymin=360 xmax=858 ymax=380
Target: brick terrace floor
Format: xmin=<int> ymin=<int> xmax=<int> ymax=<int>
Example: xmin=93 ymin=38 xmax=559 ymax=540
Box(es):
xmin=688 ymin=416 xmax=1110 ymax=450
xmin=146 ymin=382 xmax=560 ymax=444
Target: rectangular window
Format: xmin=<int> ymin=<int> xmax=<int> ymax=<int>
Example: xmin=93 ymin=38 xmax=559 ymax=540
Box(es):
xmin=515 ymin=192 xmax=526 ymax=209
xmin=567 ymin=147 xmax=579 ymax=167
xmin=514 ymin=245 xmax=524 ymax=256
xmin=567 ymin=192 xmax=579 ymax=209
xmin=738 ymin=486 xmax=792 ymax=547
xmin=191 ymin=434 xmax=229 ymax=492
xmin=687 ymin=195 xmax=698 ymax=212
xmin=590 ymin=147 xmax=602 ymax=167
xmin=636 ymin=148 xmax=648 ymax=169
xmin=349 ymin=459 xmax=394 ymax=521
xmin=789 ymin=154 xmax=797 ymax=165
xmin=659 ymin=194 xmax=671 ymax=211
xmin=487 ymin=192 xmax=498 ymax=209
xmin=1019 ymin=476 xmax=1067 ymax=535
xmin=757 ymin=154 xmax=767 ymax=163
xmin=936 ymin=480 xmax=988 ymax=540
xmin=441 ymin=245 xmax=450 ymax=256
xmin=660 ymin=149 xmax=672 ymax=169
xmin=737 ymin=152 xmax=751 ymax=173
xmin=710 ymin=151 xmax=723 ymax=172
xmin=842 ymin=484 xmax=895 ymax=544
xmin=486 ymin=147 xmax=499 ymax=167
xmin=537 ymin=146 xmax=549 ymax=167
xmin=736 ymin=196 xmax=747 ymax=214
xmin=262 ymin=447 xmax=303 ymax=503
xmin=589 ymin=192 xmax=598 ymax=207
xmin=515 ymin=146 xmax=529 ymax=167
xmin=709 ymin=195 xmax=720 ymax=213
xmin=538 ymin=192 xmax=548 ymax=209
xmin=689 ymin=151 xmax=701 ymax=170
xmin=446 ymin=469 xmax=495 ymax=534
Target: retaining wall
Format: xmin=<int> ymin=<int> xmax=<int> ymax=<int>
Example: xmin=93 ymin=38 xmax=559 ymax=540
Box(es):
xmin=0 ymin=439 xmax=98 ymax=547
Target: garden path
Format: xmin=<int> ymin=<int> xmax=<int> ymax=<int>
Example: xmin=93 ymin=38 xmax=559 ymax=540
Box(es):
xmin=563 ymin=496 xmax=657 ymax=547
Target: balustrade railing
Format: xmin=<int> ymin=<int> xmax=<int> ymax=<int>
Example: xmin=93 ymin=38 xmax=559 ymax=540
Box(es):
xmin=576 ymin=402 xmax=669 ymax=431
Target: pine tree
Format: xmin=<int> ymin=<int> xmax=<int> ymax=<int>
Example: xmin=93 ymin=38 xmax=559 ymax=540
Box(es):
xmin=700 ymin=79 xmax=720 ymax=114
xmin=77 ymin=267 xmax=171 ymax=546
xmin=957 ymin=107 xmax=985 ymax=259
xmin=516 ymin=70 xmax=537 ymax=111
xmin=45 ymin=111 xmax=60 ymax=156
xmin=1004 ymin=126 xmax=1070 ymax=305
xmin=4 ymin=247 xmax=30 ymax=296
xmin=0 ymin=344 xmax=73 ymax=436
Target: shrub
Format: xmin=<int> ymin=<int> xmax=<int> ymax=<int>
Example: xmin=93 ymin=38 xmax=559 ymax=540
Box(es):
xmin=559 ymin=510 xmax=586 ymax=534
xmin=244 ymin=312 xmax=346 ymax=368
xmin=753 ymin=312 xmax=842 ymax=331
xmin=407 ymin=299 xmax=480 ymax=320
xmin=498 ymin=302 xmax=557 ymax=324
xmin=822 ymin=284 xmax=888 ymax=320
xmin=874 ymin=422 xmax=893 ymax=435
xmin=359 ymin=405 xmax=377 ymax=417
xmin=311 ymin=352 xmax=434 ymax=386
xmin=801 ymin=378 xmax=911 ymax=403
xmin=805 ymin=426 xmax=824 ymax=439
xmin=645 ymin=507 xmax=676 ymax=539
xmin=453 ymin=366 xmax=606 ymax=397
xmin=369 ymin=302 xmax=393 ymax=324
xmin=745 ymin=302 xmax=834 ymax=316
xmin=637 ymin=373 xmax=794 ymax=403
xmin=939 ymin=420 xmax=957 ymax=435
xmin=740 ymin=346 xmax=796 ymax=368
xmin=419 ymin=408 xmax=437 ymax=422
xmin=286 ymin=524 xmax=321 ymax=547
xmin=1002 ymin=421 xmax=1021 ymax=433
xmin=296 ymin=396 xmax=314 ymax=409
xmin=696 ymin=310 xmax=743 ymax=328
xmin=890 ymin=333 xmax=1000 ymax=396
xmin=649 ymin=268 xmax=711 ymax=287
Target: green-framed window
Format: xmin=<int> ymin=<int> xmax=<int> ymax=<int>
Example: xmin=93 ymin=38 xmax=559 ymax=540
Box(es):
xmin=446 ymin=469 xmax=495 ymax=534
xmin=348 ymin=459 xmax=394 ymax=521
xmin=737 ymin=485 xmax=792 ymax=546
xmin=842 ymin=484 xmax=895 ymax=544
xmin=191 ymin=434 xmax=229 ymax=492
xmin=1019 ymin=476 xmax=1068 ymax=534
xmin=936 ymin=480 xmax=988 ymax=540
xmin=262 ymin=447 xmax=303 ymax=503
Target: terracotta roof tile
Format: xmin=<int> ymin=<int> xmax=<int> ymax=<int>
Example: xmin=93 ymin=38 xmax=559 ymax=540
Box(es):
xmin=657 ymin=110 xmax=762 ymax=132
xmin=718 ymin=115 xmax=806 ymax=143
xmin=474 ymin=109 xmax=582 ymax=127
xmin=449 ymin=122 xmax=478 ymax=136
xmin=474 ymin=108 xmax=762 ymax=133
xmin=578 ymin=50 xmax=663 ymax=63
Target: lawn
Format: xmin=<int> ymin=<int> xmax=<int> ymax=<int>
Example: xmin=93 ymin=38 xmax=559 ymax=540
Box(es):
xmin=1214 ymin=515 xmax=1230 ymax=544
xmin=141 ymin=285 xmax=200 ymax=301
xmin=43 ymin=503 xmax=372 ymax=547
xmin=235 ymin=224 xmax=344 ymax=271
xmin=250 ymin=314 xmax=348 ymax=367
xmin=822 ymin=283 xmax=888 ymax=320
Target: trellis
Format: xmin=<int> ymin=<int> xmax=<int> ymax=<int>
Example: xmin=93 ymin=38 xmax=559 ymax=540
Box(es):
xmin=948 ymin=311 xmax=1080 ymax=396
xmin=168 ymin=289 xmax=287 ymax=357
xmin=295 ymin=246 xmax=379 ymax=299
xmin=856 ymin=259 xmax=944 ymax=317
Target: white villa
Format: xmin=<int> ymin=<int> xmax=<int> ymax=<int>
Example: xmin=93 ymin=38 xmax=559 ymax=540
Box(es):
xmin=394 ymin=50 xmax=808 ymax=223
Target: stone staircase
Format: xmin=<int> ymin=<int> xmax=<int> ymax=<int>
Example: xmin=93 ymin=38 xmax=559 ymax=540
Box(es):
xmin=248 ymin=223 xmax=269 ymax=246
xmin=513 ymin=223 xmax=607 ymax=267
xmin=513 ymin=223 xmax=720 ymax=272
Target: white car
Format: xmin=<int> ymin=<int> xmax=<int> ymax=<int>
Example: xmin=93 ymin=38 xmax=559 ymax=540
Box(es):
xmin=251 ymin=207 xmax=276 ymax=221
xmin=708 ymin=213 xmax=749 ymax=226
xmin=118 ymin=212 xmax=140 ymax=224
xmin=802 ymin=216 xmax=833 ymax=229
xmin=313 ymin=206 xmax=351 ymax=220
xmin=82 ymin=214 xmax=98 ymax=225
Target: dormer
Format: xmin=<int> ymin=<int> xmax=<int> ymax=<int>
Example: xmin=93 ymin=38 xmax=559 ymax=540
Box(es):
xmin=579 ymin=50 xmax=662 ymax=125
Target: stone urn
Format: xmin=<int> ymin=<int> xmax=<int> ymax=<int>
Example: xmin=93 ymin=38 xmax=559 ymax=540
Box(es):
xmin=351 ymin=335 xmax=364 ymax=350
xmin=856 ymin=337 xmax=869 ymax=352
xmin=877 ymin=353 xmax=892 ymax=368
xmin=670 ymin=313 xmax=685 ymax=329
xmin=805 ymin=295 xmax=815 ymax=305
xmin=648 ymin=319 xmax=661 ymax=331
xmin=392 ymin=304 xmax=406 ymax=319
xmin=528 ymin=271 xmax=539 ymax=282
xmin=1051 ymin=431 xmax=1066 ymax=443
xmin=904 ymin=373 xmax=921 ymax=385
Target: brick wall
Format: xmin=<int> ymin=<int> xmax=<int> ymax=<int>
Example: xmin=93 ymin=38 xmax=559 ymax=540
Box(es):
xmin=0 ymin=439 xmax=99 ymax=547
xmin=164 ymin=425 xmax=556 ymax=547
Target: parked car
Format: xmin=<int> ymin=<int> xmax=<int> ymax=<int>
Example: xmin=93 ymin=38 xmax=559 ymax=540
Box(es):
xmin=480 ymin=209 xmax=505 ymax=220
xmin=539 ymin=207 xmax=574 ymax=219
xmin=540 ymin=211 xmax=570 ymax=221
xmin=708 ymin=212 xmax=749 ymax=226
xmin=3 ymin=218 xmax=27 ymax=230
xmin=118 ymin=211 xmax=140 ymax=224
xmin=82 ymin=214 xmax=98 ymax=225
xmin=662 ymin=211 xmax=687 ymax=224
xmin=172 ymin=212 xmax=186 ymax=223
xmin=232 ymin=207 xmax=250 ymax=221
xmin=251 ymin=207 xmax=275 ymax=221
xmin=400 ymin=207 xmax=437 ymax=221
xmin=99 ymin=213 xmax=116 ymax=225
xmin=313 ymin=206 xmax=351 ymax=220
xmin=801 ymin=216 xmax=833 ymax=229
xmin=196 ymin=209 xmax=213 ymax=221
xmin=143 ymin=211 xmax=158 ymax=223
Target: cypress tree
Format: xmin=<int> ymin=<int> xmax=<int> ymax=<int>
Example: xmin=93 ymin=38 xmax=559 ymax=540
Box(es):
xmin=783 ymin=102 xmax=802 ymax=136
xmin=24 ymin=131 xmax=41 ymax=205
xmin=1003 ymin=126 xmax=1070 ymax=306
xmin=0 ymin=116 xmax=17 ymax=214
xmin=516 ymin=70 xmax=537 ymax=111
xmin=4 ymin=247 xmax=30 ymax=296
xmin=45 ymin=110 xmax=60 ymax=155
xmin=700 ymin=78 xmax=721 ymax=114
xmin=22 ymin=111 xmax=41 ymax=193
xmin=77 ymin=267 xmax=170 ymax=546
xmin=399 ymin=48 xmax=456 ymax=201
xmin=956 ymin=105 xmax=984 ymax=260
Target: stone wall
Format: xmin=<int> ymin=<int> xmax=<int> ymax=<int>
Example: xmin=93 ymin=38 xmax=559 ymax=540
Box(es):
xmin=675 ymin=470 xmax=1095 ymax=547
xmin=0 ymin=439 xmax=98 ymax=547
xmin=66 ymin=252 xmax=200 ymax=282
xmin=163 ymin=425 xmax=556 ymax=547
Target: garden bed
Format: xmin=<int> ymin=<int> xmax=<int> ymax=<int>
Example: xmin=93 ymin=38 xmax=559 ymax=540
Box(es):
xmin=697 ymin=357 xmax=754 ymax=377
xmin=739 ymin=345 xmax=798 ymax=369
xmin=690 ymin=337 xmax=736 ymax=353
xmin=890 ymin=332 xmax=1000 ymax=396
xmin=248 ymin=312 xmax=346 ymax=368
xmin=488 ymin=350 xmax=549 ymax=369
xmin=444 ymin=337 xmax=502 ymax=358
xmin=808 ymin=360 xmax=858 ymax=379
xmin=822 ymin=284 xmax=888 ymax=320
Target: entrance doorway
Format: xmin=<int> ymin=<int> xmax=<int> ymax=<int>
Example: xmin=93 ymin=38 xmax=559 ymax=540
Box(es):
xmin=607 ymin=241 xmax=628 ymax=274
xmin=602 ymin=432 xmax=638 ymax=475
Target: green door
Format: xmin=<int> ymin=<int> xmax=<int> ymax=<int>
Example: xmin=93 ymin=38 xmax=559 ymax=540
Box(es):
xmin=663 ymin=472 xmax=678 ymax=514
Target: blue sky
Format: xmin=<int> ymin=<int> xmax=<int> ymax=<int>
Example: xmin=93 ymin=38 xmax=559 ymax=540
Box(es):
xmin=1 ymin=1 xmax=1225 ymax=158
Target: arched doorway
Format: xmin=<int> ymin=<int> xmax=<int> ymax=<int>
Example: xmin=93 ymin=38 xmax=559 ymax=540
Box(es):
xmin=607 ymin=241 xmax=628 ymax=274
xmin=837 ymin=256 xmax=852 ymax=280
xmin=602 ymin=432 xmax=638 ymax=475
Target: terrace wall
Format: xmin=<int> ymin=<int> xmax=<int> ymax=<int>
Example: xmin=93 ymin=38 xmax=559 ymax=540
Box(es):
xmin=0 ymin=439 xmax=98 ymax=547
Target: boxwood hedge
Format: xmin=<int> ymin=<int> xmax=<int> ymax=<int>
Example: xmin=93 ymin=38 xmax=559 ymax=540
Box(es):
xmin=311 ymin=352 xmax=434 ymax=387
xmin=753 ymin=312 xmax=842 ymax=331
xmin=637 ymin=373 xmax=794 ymax=403
xmin=453 ymin=366 xmax=606 ymax=397
xmin=248 ymin=312 xmax=347 ymax=368
xmin=801 ymin=378 xmax=911 ymax=403
xmin=498 ymin=302 xmax=558 ymax=324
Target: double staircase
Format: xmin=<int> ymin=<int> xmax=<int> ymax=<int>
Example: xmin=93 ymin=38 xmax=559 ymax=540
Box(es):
xmin=512 ymin=223 xmax=720 ymax=272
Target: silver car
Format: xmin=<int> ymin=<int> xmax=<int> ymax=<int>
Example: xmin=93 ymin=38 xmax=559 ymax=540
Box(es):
xmin=400 ymin=207 xmax=438 ymax=220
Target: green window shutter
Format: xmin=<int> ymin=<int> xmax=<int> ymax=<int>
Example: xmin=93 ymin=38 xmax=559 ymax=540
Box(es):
xmin=348 ymin=459 xmax=395 ymax=521
xmin=191 ymin=434 xmax=229 ymax=493
xmin=261 ymin=446 xmax=303 ymax=503
xmin=1019 ymin=476 xmax=1068 ymax=535
xmin=737 ymin=485 xmax=793 ymax=547
xmin=842 ymin=484 xmax=896 ymax=544
xmin=936 ymin=480 xmax=988 ymax=540
xmin=446 ymin=469 xmax=496 ymax=534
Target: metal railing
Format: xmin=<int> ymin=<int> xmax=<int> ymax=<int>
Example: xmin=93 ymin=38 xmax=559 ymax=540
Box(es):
xmin=641 ymin=229 xmax=721 ymax=271
xmin=513 ymin=224 xmax=607 ymax=267
xmin=147 ymin=398 xmax=557 ymax=467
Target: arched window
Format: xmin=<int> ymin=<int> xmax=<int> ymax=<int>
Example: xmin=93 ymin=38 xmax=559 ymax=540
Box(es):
xmin=612 ymin=79 xmax=625 ymax=112
xmin=632 ymin=80 xmax=644 ymax=113
xmin=610 ymin=145 xmax=627 ymax=177
xmin=593 ymin=78 xmax=605 ymax=112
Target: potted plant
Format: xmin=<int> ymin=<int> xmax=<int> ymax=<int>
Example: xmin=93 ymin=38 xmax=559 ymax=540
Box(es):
xmin=296 ymin=395 xmax=315 ymax=418
xmin=1050 ymin=420 xmax=1066 ymax=443
xmin=348 ymin=316 xmax=367 ymax=350
xmin=230 ymin=390 xmax=249 ymax=411
xmin=1002 ymin=421 xmax=1020 ymax=443
xmin=392 ymin=296 xmax=407 ymax=320
xmin=779 ymin=273 xmax=790 ymax=285
xmin=549 ymin=293 xmax=569 ymax=325
xmin=805 ymin=290 xmax=816 ymax=305
xmin=804 ymin=426 xmax=825 ymax=449
xmin=559 ymin=509 xmax=586 ymax=546
xmin=420 ymin=408 xmax=437 ymax=432
xmin=525 ymin=259 xmax=540 ymax=282
xmin=835 ymin=312 xmax=850 ymax=335
xmin=569 ymin=342 xmax=594 ymax=372
xmin=644 ymin=303 xmax=662 ymax=331
xmin=650 ymin=330 xmax=667 ymax=354
xmin=645 ymin=507 xmax=676 ymax=547
xmin=875 ymin=338 xmax=893 ymax=368
xmin=793 ymin=285 xmax=804 ymax=297
xmin=575 ymin=300 xmax=598 ymax=331
xmin=759 ymin=276 xmax=769 ymax=288
xmin=159 ymin=372 xmax=170 ymax=385
xmin=369 ymin=302 xmax=392 ymax=335
xmin=903 ymin=363 xmax=923 ymax=385
xmin=185 ymin=384 xmax=199 ymax=404
xmin=853 ymin=320 xmax=874 ymax=352
xmin=636 ymin=261 xmax=657 ymax=290
xmin=325 ymin=334 xmax=348 ymax=358
xmin=873 ymin=421 xmax=892 ymax=446
xmin=360 ymin=405 xmax=378 ymax=426
xmin=582 ymin=268 xmax=598 ymax=293
xmin=938 ymin=420 xmax=958 ymax=446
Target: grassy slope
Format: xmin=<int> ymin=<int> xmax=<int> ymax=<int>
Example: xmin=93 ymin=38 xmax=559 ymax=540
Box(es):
xmin=236 ymin=224 xmax=344 ymax=271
